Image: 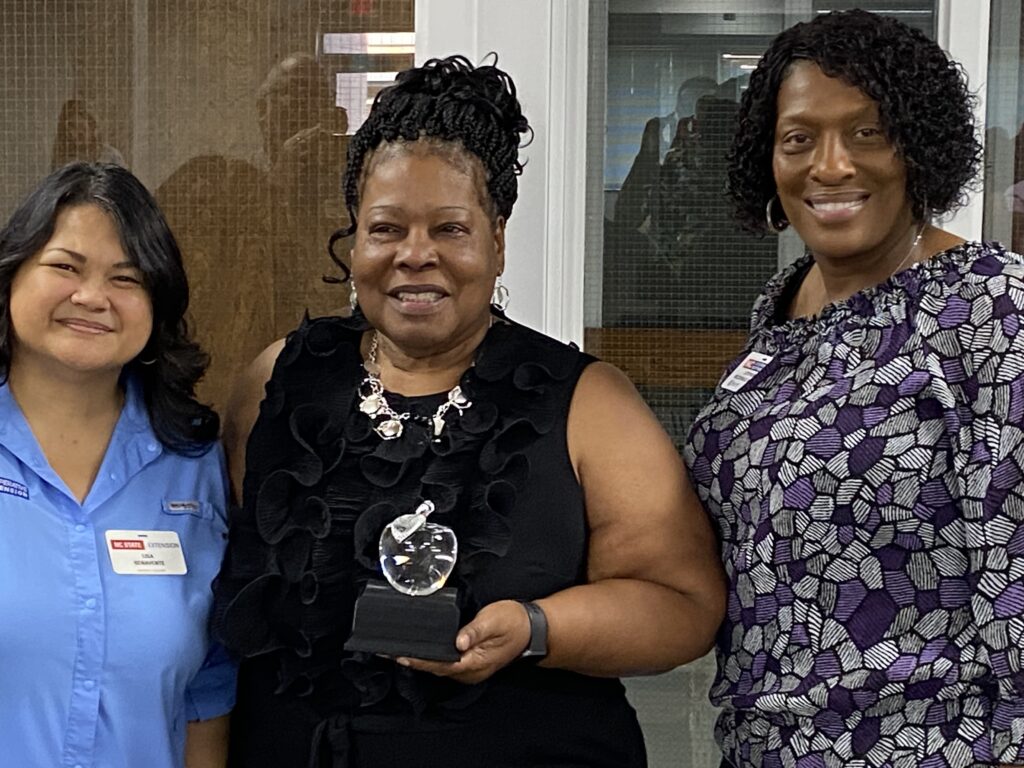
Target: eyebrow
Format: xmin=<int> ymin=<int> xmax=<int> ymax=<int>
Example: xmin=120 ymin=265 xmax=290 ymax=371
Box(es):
xmin=45 ymin=247 xmax=138 ymax=270
xmin=365 ymin=205 xmax=471 ymax=213
xmin=777 ymin=104 xmax=879 ymax=124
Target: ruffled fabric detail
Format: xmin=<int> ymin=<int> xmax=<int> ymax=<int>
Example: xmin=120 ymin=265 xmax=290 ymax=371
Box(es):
xmin=214 ymin=312 xmax=581 ymax=719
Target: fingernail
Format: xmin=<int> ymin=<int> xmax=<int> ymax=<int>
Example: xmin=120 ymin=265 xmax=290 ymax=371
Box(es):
xmin=396 ymin=657 xmax=410 ymax=667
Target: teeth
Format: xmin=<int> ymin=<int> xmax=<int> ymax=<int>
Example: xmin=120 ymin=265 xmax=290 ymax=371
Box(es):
xmin=397 ymin=291 xmax=442 ymax=303
xmin=813 ymin=200 xmax=864 ymax=212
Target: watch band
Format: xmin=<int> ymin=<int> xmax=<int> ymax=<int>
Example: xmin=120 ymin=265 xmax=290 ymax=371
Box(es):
xmin=519 ymin=600 xmax=549 ymax=658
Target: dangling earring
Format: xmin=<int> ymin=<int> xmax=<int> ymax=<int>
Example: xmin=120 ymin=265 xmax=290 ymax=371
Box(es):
xmin=491 ymin=275 xmax=510 ymax=312
xmin=765 ymin=195 xmax=788 ymax=234
xmin=349 ymin=280 xmax=358 ymax=312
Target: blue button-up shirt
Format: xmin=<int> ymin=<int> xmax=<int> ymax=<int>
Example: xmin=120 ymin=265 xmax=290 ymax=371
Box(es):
xmin=0 ymin=379 xmax=235 ymax=768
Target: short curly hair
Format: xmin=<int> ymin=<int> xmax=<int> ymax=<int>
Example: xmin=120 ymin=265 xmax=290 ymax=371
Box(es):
xmin=728 ymin=9 xmax=981 ymax=234
xmin=327 ymin=55 xmax=531 ymax=280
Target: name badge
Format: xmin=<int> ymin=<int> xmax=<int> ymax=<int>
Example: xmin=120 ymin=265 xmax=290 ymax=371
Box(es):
xmin=721 ymin=352 xmax=774 ymax=393
xmin=105 ymin=530 xmax=187 ymax=575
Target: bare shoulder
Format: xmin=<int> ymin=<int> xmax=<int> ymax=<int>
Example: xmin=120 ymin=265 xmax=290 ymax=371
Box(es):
xmin=570 ymin=361 xmax=665 ymax=438
xmin=225 ymin=339 xmax=285 ymax=431
xmin=567 ymin=360 xmax=678 ymax=480
xmin=222 ymin=338 xmax=286 ymax=500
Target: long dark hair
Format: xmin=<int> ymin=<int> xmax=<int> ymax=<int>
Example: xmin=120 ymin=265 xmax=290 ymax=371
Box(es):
xmin=0 ymin=162 xmax=218 ymax=455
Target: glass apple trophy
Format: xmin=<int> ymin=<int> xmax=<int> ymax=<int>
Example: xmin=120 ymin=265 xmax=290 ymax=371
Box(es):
xmin=345 ymin=500 xmax=462 ymax=661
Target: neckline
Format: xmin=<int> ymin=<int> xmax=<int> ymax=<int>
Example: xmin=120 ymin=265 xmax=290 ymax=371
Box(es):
xmin=761 ymin=241 xmax=987 ymax=335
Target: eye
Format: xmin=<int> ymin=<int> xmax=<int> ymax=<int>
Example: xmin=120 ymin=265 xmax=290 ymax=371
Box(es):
xmin=779 ymin=131 xmax=812 ymax=153
xmin=112 ymin=274 xmax=143 ymax=285
xmin=46 ymin=262 xmax=77 ymax=273
xmin=367 ymin=222 xmax=402 ymax=238
xmin=854 ymin=126 xmax=885 ymax=141
xmin=438 ymin=223 xmax=468 ymax=235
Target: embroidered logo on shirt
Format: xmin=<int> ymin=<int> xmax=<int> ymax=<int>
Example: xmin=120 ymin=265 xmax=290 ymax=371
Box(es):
xmin=164 ymin=500 xmax=200 ymax=513
xmin=0 ymin=477 xmax=29 ymax=499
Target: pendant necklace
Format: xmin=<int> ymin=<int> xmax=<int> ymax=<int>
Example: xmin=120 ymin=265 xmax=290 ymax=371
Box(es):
xmin=358 ymin=332 xmax=472 ymax=441
xmin=821 ymin=222 xmax=927 ymax=307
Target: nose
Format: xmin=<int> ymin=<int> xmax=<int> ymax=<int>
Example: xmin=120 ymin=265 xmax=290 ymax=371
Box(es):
xmin=395 ymin=227 xmax=439 ymax=271
xmin=70 ymin=277 xmax=111 ymax=311
xmin=810 ymin=133 xmax=855 ymax=184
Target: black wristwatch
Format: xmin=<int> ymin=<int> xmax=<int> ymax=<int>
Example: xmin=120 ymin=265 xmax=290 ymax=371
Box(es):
xmin=519 ymin=600 xmax=548 ymax=659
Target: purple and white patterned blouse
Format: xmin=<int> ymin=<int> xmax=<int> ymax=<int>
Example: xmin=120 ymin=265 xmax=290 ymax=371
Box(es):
xmin=684 ymin=242 xmax=1024 ymax=768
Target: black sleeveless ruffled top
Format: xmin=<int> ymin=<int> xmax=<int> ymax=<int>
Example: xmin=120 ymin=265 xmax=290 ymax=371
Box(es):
xmin=214 ymin=314 xmax=647 ymax=768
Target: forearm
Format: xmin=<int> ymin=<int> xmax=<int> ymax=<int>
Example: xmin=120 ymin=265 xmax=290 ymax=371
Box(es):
xmin=185 ymin=715 xmax=230 ymax=768
xmin=537 ymin=577 xmax=722 ymax=677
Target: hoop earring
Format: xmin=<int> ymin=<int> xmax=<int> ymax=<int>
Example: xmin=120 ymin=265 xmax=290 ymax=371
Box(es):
xmin=138 ymin=357 xmax=157 ymax=366
xmin=765 ymin=195 xmax=788 ymax=234
xmin=349 ymin=280 xmax=358 ymax=312
xmin=491 ymin=275 xmax=510 ymax=312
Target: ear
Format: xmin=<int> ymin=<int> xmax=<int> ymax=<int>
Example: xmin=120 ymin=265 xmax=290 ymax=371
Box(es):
xmin=493 ymin=216 xmax=506 ymax=275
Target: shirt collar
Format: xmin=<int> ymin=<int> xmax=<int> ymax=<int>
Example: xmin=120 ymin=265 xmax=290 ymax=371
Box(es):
xmin=0 ymin=374 xmax=164 ymax=508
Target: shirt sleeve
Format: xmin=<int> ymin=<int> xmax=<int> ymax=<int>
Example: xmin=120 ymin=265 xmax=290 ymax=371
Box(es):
xmin=184 ymin=640 xmax=237 ymax=721
xmin=950 ymin=263 xmax=1024 ymax=764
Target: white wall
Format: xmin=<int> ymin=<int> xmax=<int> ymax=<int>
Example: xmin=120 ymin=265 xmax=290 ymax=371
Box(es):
xmin=939 ymin=0 xmax=991 ymax=241
xmin=415 ymin=0 xmax=590 ymax=344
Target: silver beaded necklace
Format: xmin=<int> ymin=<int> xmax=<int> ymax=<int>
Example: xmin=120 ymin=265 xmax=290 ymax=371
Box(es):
xmin=357 ymin=332 xmax=472 ymax=441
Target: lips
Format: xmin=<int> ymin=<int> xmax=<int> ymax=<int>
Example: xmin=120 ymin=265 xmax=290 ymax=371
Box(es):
xmin=388 ymin=285 xmax=448 ymax=302
xmin=805 ymin=191 xmax=869 ymax=221
xmin=386 ymin=284 xmax=449 ymax=313
xmin=59 ymin=318 xmax=114 ymax=334
xmin=396 ymin=291 xmax=443 ymax=303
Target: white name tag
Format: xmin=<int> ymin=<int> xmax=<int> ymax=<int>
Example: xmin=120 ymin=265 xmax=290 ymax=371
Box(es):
xmin=721 ymin=352 xmax=774 ymax=392
xmin=105 ymin=530 xmax=187 ymax=575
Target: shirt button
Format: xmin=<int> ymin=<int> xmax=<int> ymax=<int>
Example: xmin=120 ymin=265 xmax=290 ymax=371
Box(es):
xmin=75 ymin=524 xmax=86 ymax=533
xmin=85 ymin=598 xmax=97 ymax=609
xmin=74 ymin=764 xmax=83 ymax=768
xmin=109 ymin=473 xmax=117 ymax=480
xmin=147 ymin=443 xmax=158 ymax=452
xmin=83 ymin=680 xmax=95 ymax=690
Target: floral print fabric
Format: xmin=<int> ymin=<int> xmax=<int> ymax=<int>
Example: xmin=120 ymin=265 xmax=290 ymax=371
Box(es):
xmin=684 ymin=242 xmax=1024 ymax=768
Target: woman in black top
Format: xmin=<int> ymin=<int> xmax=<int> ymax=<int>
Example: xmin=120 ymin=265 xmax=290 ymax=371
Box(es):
xmin=215 ymin=55 xmax=725 ymax=767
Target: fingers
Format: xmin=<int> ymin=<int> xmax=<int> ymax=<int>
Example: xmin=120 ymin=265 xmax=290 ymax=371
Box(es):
xmin=458 ymin=599 xmax=529 ymax=652
xmin=394 ymin=600 xmax=532 ymax=684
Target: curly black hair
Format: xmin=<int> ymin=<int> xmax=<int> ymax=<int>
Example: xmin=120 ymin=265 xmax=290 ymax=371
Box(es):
xmin=326 ymin=54 xmax=531 ymax=280
xmin=0 ymin=162 xmax=218 ymax=456
xmin=728 ymin=9 xmax=981 ymax=234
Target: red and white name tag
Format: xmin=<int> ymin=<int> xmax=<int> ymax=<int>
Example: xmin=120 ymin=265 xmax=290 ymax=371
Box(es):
xmin=105 ymin=530 xmax=187 ymax=575
xmin=721 ymin=352 xmax=774 ymax=393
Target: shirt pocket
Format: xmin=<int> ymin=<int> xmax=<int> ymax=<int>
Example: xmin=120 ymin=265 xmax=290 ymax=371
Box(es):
xmin=161 ymin=498 xmax=214 ymax=521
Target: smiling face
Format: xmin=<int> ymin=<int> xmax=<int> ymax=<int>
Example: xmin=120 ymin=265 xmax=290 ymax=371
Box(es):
xmin=8 ymin=204 xmax=153 ymax=379
xmin=351 ymin=141 xmax=505 ymax=357
xmin=772 ymin=61 xmax=915 ymax=262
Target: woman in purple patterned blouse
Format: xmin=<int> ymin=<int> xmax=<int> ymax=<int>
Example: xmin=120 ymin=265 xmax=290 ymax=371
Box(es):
xmin=683 ymin=10 xmax=1024 ymax=768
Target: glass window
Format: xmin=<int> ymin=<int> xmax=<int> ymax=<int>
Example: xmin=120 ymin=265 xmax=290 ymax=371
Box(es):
xmin=585 ymin=2 xmax=937 ymax=765
xmin=984 ymin=0 xmax=1024 ymax=251
xmin=0 ymin=0 xmax=414 ymax=410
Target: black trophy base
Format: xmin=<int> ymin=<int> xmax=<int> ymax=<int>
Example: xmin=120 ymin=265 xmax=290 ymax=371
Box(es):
xmin=344 ymin=580 xmax=461 ymax=661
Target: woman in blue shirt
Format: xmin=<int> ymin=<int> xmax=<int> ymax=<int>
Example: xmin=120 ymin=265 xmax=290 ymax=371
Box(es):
xmin=0 ymin=163 xmax=235 ymax=767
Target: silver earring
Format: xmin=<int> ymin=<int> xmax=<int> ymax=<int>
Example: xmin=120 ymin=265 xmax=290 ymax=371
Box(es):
xmin=349 ymin=280 xmax=358 ymax=312
xmin=765 ymin=195 xmax=788 ymax=234
xmin=491 ymin=275 xmax=510 ymax=311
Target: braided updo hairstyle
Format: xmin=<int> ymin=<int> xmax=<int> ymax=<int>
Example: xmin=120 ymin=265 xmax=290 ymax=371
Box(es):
xmin=328 ymin=55 xmax=531 ymax=280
